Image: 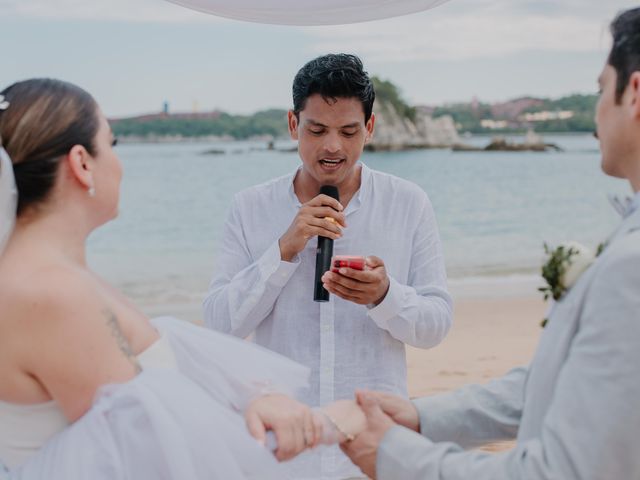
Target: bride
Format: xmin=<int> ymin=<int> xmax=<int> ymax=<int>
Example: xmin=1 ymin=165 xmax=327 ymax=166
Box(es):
xmin=0 ymin=79 xmax=364 ymax=479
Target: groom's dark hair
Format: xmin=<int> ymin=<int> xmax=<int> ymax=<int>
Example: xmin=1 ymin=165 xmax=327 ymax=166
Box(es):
xmin=292 ymin=53 xmax=375 ymax=122
xmin=608 ymin=7 xmax=640 ymax=103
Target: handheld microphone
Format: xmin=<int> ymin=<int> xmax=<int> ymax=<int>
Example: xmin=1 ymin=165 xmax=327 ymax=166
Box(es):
xmin=314 ymin=185 xmax=339 ymax=302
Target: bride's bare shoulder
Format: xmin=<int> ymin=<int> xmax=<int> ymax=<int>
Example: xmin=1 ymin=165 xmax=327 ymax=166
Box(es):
xmin=0 ymin=263 xmax=103 ymax=330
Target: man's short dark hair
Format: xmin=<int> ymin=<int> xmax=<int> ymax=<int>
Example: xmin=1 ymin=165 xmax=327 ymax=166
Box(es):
xmin=608 ymin=7 xmax=640 ymax=103
xmin=292 ymin=53 xmax=375 ymax=122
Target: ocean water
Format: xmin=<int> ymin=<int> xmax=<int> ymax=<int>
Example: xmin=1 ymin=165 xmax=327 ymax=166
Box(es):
xmin=87 ymin=133 xmax=630 ymax=307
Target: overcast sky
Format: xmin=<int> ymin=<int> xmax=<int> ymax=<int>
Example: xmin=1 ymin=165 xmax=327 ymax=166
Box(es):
xmin=1 ymin=0 xmax=637 ymax=116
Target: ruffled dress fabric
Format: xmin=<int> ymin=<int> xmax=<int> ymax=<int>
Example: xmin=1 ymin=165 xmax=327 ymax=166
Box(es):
xmin=7 ymin=317 xmax=310 ymax=479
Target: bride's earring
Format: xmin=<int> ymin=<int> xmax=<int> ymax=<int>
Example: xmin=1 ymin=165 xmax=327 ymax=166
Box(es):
xmin=88 ymin=186 xmax=96 ymax=197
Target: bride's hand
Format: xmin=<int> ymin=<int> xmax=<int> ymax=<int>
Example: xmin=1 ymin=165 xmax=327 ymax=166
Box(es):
xmin=244 ymin=394 xmax=323 ymax=461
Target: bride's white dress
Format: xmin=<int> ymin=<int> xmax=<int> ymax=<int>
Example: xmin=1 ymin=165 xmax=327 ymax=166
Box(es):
xmin=3 ymin=317 xmax=310 ymax=480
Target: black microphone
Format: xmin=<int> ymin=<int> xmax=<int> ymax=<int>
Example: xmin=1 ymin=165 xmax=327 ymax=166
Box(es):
xmin=314 ymin=185 xmax=339 ymax=302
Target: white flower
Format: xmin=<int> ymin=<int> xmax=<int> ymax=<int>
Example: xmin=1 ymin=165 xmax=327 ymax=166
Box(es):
xmin=559 ymin=241 xmax=596 ymax=290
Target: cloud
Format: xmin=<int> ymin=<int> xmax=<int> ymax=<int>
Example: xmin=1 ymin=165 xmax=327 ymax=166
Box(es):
xmin=0 ymin=0 xmax=222 ymax=23
xmin=303 ymin=0 xmax=635 ymax=62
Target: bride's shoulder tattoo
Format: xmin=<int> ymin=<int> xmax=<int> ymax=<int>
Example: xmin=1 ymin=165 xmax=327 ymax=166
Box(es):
xmin=104 ymin=309 xmax=142 ymax=374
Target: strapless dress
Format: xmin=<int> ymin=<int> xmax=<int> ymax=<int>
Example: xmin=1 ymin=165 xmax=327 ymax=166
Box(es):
xmin=2 ymin=317 xmax=309 ymax=480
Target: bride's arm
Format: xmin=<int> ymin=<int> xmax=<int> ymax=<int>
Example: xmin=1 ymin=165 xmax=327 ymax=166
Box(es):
xmin=315 ymin=399 xmax=367 ymax=444
xmin=243 ymin=395 xmax=366 ymax=461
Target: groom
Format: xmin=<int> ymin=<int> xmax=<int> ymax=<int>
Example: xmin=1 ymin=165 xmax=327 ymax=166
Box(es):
xmin=341 ymin=6 xmax=640 ymax=480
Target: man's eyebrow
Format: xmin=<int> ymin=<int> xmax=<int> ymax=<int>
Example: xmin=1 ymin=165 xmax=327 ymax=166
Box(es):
xmin=303 ymin=120 xmax=362 ymax=129
xmin=304 ymin=119 xmax=328 ymax=128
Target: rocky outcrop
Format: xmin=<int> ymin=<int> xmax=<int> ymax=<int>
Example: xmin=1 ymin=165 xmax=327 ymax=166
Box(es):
xmin=367 ymin=101 xmax=460 ymax=151
xmin=452 ymin=130 xmax=563 ymax=152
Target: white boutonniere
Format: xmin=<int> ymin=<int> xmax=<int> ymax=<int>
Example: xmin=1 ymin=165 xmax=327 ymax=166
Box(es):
xmin=539 ymin=241 xmax=604 ymax=327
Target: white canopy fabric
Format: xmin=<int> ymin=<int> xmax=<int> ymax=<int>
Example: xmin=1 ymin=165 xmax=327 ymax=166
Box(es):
xmin=165 ymin=0 xmax=451 ymax=25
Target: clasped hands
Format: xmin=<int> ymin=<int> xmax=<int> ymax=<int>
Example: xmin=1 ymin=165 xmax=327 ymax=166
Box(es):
xmin=245 ymin=390 xmax=419 ymax=480
xmin=340 ymin=391 xmax=420 ymax=480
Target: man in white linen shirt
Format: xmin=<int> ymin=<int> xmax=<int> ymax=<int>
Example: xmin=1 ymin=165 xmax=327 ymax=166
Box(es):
xmin=203 ymin=53 xmax=453 ymax=480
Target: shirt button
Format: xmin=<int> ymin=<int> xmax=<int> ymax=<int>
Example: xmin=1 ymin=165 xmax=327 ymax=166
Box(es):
xmin=321 ymin=324 xmax=331 ymax=332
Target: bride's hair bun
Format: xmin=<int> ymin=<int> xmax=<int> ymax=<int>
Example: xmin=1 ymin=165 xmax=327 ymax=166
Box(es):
xmin=0 ymin=79 xmax=99 ymax=215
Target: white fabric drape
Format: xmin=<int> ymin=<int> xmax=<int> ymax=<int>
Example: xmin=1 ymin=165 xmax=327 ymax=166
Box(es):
xmin=165 ymin=0 xmax=451 ymax=25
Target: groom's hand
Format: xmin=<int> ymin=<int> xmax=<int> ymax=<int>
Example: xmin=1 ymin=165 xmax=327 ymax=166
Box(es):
xmin=340 ymin=390 xmax=396 ymax=480
xmin=245 ymin=394 xmax=323 ymax=461
xmin=322 ymin=256 xmax=390 ymax=306
xmin=367 ymin=391 xmax=420 ymax=433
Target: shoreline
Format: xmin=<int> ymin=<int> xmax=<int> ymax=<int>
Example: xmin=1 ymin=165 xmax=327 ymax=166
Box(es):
xmin=113 ymin=131 xmax=595 ymax=146
xmin=137 ymin=273 xmax=546 ymax=402
xmin=139 ymin=291 xmax=545 ymax=393
xmin=135 ymin=272 xmax=545 ymax=323
xmin=139 ymin=276 xmax=544 ymax=455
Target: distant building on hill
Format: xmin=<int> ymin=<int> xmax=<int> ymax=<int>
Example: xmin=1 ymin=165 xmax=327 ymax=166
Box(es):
xmin=490 ymin=97 xmax=544 ymax=119
xmin=110 ymin=110 xmax=223 ymax=124
xmin=520 ymin=110 xmax=574 ymax=122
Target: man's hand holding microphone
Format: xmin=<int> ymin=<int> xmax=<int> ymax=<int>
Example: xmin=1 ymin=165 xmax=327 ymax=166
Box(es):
xmin=278 ymin=186 xmax=390 ymax=306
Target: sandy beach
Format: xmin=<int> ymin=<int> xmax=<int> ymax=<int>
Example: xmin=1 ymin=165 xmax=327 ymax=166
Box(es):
xmin=405 ymin=291 xmax=546 ymax=452
xmin=407 ymin=294 xmax=545 ymax=398
xmin=142 ymin=277 xmax=546 ymax=398
xmin=142 ymin=280 xmax=546 ymax=452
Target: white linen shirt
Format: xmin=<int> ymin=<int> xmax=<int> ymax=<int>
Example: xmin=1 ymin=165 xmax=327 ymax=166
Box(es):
xmin=203 ymin=163 xmax=452 ymax=479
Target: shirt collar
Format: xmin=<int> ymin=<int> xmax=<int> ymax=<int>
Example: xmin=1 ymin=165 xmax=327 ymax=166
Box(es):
xmin=627 ymin=191 xmax=640 ymax=217
xmin=345 ymin=162 xmax=368 ymax=216
xmin=287 ymin=161 xmax=370 ymax=214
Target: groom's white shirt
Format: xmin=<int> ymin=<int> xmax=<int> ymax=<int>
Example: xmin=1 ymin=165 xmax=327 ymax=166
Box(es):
xmin=378 ymin=206 xmax=640 ymax=479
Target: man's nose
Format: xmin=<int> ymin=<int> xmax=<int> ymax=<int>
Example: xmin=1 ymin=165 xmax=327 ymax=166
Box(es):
xmin=323 ymin=131 xmax=341 ymax=153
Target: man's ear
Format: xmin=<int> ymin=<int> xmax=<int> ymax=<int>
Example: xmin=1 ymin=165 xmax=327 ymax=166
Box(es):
xmin=65 ymin=145 xmax=94 ymax=191
xmin=629 ymin=72 xmax=640 ymax=120
xmin=288 ymin=110 xmax=299 ymax=140
xmin=364 ymin=112 xmax=375 ymax=144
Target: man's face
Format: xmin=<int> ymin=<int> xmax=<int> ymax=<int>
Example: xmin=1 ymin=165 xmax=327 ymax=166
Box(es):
xmin=289 ymin=94 xmax=374 ymax=190
xmin=595 ymin=64 xmax=635 ymax=178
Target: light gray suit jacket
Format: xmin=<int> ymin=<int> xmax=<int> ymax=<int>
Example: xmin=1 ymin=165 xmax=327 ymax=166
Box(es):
xmin=378 ymin=208 xmax=640 ymax=479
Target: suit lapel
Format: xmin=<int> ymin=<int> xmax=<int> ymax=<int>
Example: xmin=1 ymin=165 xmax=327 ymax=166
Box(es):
xmin=606 ymin=207 xmax=640 ymax=248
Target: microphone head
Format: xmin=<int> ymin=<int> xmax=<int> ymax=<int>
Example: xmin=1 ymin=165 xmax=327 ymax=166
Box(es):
xmin=320 ymin=185 xmax=339 ymax=201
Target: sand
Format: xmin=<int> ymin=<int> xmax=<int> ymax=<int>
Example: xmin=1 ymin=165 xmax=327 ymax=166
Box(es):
xmin=404 ymin=293 xmax=546 ymax=452
xmin=143 ymin=288 xmax=546 ymax=398
xmin=142 ymin=286 xmax=546 ymax=453
xmin=407 ymin=295 xmax=545 ymax=398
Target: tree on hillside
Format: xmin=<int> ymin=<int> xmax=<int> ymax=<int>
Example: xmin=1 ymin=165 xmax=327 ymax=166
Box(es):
xmin=372 ymin=76 xmax=417 ymax=121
